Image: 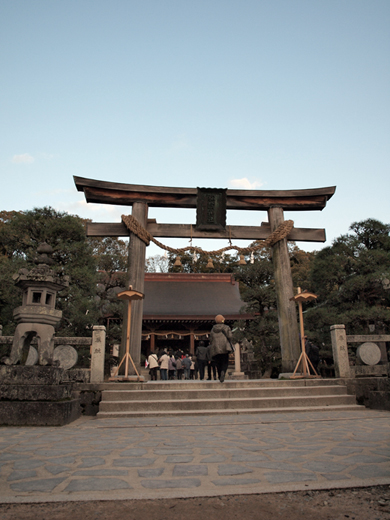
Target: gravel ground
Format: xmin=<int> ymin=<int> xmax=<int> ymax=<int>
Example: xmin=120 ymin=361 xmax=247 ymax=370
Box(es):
xmin=1 ymin=485 xmax=390 ymax=520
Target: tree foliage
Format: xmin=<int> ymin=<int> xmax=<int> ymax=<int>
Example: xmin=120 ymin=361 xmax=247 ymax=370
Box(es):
xmin=88 ymin=236 xmax=129 ymax=345
xmin=89 ymin=236 xmax=129 ymax=273
xmin=289 ymin=245 xmax=315 ymax=290
xmin=306 ymin=218 xmax=390 ymax=347
xmin=232 ymin=245 xmax=281 ymax=375
xmin=0 ymin=207 xmax=99 ymax=336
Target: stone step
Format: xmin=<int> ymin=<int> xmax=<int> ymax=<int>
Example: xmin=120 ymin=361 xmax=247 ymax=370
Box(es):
xmin=96 ymin=378 xmax=345 ymax=391
xmin=99 ymin=393 xmax=357 ymax=413
xmin=96 ymin=378 xmax=360 ymax=419
xmin=97 ymin=403 xmax=363 ymax=419
xmin=101 ymin=385 xmax=348 ymax=402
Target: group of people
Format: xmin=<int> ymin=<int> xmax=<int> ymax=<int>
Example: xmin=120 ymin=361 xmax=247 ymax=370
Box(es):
xmin=147 ymin=314 xmax=233 ymax=383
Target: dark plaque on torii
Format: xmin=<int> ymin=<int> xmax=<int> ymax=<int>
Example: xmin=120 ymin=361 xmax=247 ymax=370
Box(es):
xmin=74 ymin=176 xmax=335 ymax=373
xmin=196 ymin=188 xmax=227 ymax=232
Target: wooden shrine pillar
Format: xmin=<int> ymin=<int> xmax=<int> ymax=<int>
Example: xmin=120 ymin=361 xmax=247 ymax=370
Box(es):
xmin=190 ymin=330 xmax=195 ymax=355
xmin=120 ymin=202 xmax=148 ymax=369
xmin=150 ymin=332 xmax=155 ymax=353
xmin=268 ymin=206 xmax=301 ymax=372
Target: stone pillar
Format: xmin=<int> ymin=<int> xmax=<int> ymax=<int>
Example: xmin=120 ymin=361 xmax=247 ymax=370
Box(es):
xmin=121 ymin=202 xmax=148 ymax=370
xmin=268 ymin=207 xmax=300 ymax=372
xmin=231 ymin=343 xmax=246 ymax=379
xmin=234 ymin=343 xmax=241 ymax=373
xmin=91 ymin=325 xmax=106 ymax=383
xmin=330 ymin=324 xmax=351 ymax=378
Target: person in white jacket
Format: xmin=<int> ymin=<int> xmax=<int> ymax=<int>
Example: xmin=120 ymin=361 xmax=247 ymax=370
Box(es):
xmin=159 ymin=351 xmax=170 ymax=381
xmin=147 ymin=352 xmax=159 ymax=381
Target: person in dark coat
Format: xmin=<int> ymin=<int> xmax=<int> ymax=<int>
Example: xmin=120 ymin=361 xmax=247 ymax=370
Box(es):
xmin=206 ymin=344 xmax=217 ymax=380
xmin=168 ymin=353 xmax=176 ymax=380
xmin=195 ymin=341 xmax=208 ymax=380
xmin=209 ymin=314 xmax=232 ymax=383
xmin=175 ymin=355 xmax=183 ymax=380
xmin=207 ymin=357 xmax=217 ymax=380
xmin=182 ymin=354 xmax=192 ymax=380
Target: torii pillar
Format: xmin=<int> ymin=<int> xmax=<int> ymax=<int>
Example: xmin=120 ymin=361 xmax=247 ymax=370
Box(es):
xmin=122 ymin=202 xmax=148 ymax=366
xmin=268 ymin=206 xmax=300 ymax=371
xmin=74 ymin=176 xmax=335 ymax=374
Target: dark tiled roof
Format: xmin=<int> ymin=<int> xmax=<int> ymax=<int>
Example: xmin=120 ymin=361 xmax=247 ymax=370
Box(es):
xmin=143 ymin=273 xmax=249 ymax=320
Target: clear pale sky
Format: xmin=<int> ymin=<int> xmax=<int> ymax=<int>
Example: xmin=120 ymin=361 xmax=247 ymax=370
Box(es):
xmin=1 ymin=1 xmax=389 ymax=257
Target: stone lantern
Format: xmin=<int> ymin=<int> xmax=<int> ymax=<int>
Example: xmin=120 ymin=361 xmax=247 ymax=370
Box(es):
xmin=5 ymin=242 xmax=69 ymax=366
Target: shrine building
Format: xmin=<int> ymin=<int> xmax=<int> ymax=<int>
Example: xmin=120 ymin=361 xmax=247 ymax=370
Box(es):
xmin=140 ymin=272 xmax=252 ymax=356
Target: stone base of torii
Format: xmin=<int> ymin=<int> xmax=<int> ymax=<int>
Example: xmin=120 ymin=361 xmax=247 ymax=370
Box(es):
xmin=74 ymin=176 xmax=335 ymax=373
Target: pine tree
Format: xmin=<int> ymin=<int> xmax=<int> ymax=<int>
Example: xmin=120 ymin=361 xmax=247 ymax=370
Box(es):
xmin=0 ymin=207 xmax=99 ymax=337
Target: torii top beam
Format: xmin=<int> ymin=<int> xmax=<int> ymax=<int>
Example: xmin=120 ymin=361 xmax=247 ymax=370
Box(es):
xmin=74 ymin=176 xmax=335 ymax=212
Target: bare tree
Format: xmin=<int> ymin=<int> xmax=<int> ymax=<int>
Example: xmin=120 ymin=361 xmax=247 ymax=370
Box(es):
xmin=145 ymin=254 xmax=169 ymax=273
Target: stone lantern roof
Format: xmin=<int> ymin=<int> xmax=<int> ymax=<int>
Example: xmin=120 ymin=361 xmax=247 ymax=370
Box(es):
xmin=12 ymin=242 xmax=69 ymax=326
xmin=12 ymin=242 xmax=69 ymax=293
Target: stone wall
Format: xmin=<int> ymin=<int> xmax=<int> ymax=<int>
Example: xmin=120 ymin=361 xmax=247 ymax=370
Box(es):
xmin=0 ymin=327 xmax=106 ymax=420
xmin=72 ymin=384 xmax=102 ymax=416
xmin=0 ymin=335 xmax=93 ymax=368
xmin=0 ymin=366 xmax=81 ymax=426
xmin=330 ymin=325 xmax=390 ymax=411
xmin=345 ymin=374 xmax=390 ymax=410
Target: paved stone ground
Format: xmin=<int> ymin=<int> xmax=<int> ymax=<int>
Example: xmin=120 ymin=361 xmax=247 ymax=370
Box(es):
xmin=0 ymin=408 xmax=389 ymax=504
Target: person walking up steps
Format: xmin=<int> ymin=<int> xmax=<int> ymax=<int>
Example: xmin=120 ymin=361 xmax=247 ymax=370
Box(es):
xmin=209 ymin=314 xmax=233 ymax=383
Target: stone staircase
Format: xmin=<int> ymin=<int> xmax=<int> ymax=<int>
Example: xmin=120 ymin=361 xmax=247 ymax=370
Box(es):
xmin=96 ymin=378 xmax=361 ymax=419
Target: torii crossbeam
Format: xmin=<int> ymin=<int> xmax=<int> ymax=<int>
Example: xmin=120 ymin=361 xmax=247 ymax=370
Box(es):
xmin=75 ymin=176 xmax=335 ymax=372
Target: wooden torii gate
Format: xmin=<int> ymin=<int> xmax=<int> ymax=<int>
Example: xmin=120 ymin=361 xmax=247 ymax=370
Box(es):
xmin=74 ymin=176 xmax=335 ymax=373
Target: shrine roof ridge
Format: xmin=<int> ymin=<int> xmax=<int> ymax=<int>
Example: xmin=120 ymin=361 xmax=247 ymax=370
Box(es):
xmin=145 ymin=272 xmax=236 ymax=284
